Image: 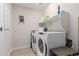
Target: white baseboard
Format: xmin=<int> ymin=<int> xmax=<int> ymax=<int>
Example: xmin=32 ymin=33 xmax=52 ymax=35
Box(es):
xmin=8 ymin=46 xmax=30 ymax=56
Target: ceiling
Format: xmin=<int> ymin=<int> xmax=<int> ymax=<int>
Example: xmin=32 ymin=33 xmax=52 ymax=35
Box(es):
xmin=13 ymin=3 xmax=50 ymax=11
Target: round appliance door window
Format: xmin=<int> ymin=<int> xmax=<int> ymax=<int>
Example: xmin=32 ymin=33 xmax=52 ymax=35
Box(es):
xmin=38 ymin=39 xmax=44 ymax=53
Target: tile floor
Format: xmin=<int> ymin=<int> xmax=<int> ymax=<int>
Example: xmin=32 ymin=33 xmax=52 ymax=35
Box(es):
xmin=10 ymin=48 xmax=79 ymax=56
xmin=10 ymin=48 xmax=35 ymax=56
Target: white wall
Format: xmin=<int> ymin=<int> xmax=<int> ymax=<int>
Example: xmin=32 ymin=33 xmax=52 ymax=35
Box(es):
xmin=4 ymin=3 xmax=12 ymax=54
xmin=0 ymin=3 xmax=6 ymax=55
xmin=44 ymin=3 xmax=79 ymax=51
xmin=0 ymin=3 xmax=12 ymax=55
xmin=12 ymin=6 xmax=43 ymax=48
xmin=44 ymin=3 xmax=58 ymax=19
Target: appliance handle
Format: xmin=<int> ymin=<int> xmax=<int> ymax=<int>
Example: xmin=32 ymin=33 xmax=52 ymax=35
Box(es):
xmin=0 ymin=27 xmax=2 ymax=31
xmin=39 ymin=32 xmax=44 ymax=34
xmin=4 ymin=28 xmax=10 ymax=31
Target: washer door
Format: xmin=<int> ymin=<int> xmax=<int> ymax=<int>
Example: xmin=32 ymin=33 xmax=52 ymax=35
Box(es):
xmin=32 ymin=35 xmax=36 ymax=44
xmin=32 ymin=34 xmax=37 ymax=55
xmin=37 ymin=38 xmax=47 ymax=56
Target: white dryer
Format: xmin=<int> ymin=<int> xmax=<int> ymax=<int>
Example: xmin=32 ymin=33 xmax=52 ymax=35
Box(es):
xmin=36 ymin=31 xmax=66 ymax=56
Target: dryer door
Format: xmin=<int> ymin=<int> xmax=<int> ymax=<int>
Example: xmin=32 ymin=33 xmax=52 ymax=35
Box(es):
xmin=37 ymin=38 xmax=47 ymax=56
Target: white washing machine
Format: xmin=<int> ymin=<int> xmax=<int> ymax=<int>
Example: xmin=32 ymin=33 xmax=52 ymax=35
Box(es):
xmin=31 ymin=30 xmax=37 ymax=55
xmin=36 ymin=31 xmax=66 ymax=56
